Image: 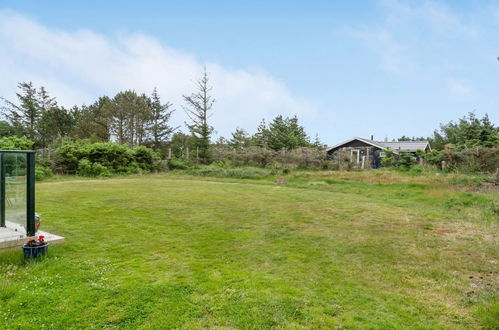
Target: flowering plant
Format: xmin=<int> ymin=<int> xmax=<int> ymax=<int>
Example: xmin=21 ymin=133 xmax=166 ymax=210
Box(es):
xmin=26 ymin=235 xmax=46 ymax=247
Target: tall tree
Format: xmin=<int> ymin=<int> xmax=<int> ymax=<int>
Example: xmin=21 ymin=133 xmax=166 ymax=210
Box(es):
xmin=1 ymin=82 xmax=42 ymax=141
xmin=182 ymin=68 xmax=215 ymax=163
xmin=148 ymin=88 xmax=176 ymax=149
xmin=253 ymin=119 xmax=269 ymax=147
xmin=111 ymin=90 xmax=152 ymax=146
xmin=72 ymin=97 xmax=113 ymax=142
xmin=38 ymin=106 xmax=77 ymax=147
xmin=265 ymin=115 xmax=310 ymax=151
xmin=430 ymin=112 xmax=498 ymax=149
xmin=0 ymin=120 xmax=15 ymax=137
xmin=229 ymin=127 xmax=251 ymax=149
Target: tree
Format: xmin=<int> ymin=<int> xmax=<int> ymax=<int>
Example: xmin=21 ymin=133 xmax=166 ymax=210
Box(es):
xmin=148 ymin=88 xmax=176 ymax=149
xmin=0 ymin=120 xmax=15 ymax=137
xmin=38 ymin=106 xmax=77 ymax=147
xmin=72 ymin=98 xmax=113 ymax=142
xmin=182 ymin=68 xmax=215 ymax=163
xmin=111 ymin=90 xmax=152 ymax=146
xmin=168 ymin=131 xmax=196 ymax=159
xmin=252 ymin=119 xmax=269 ymax=147
xmin=229 ymin=127 xmax=251 ymax=149
xmin=1 ymin=82 xmax=42 ymax=141
xmin=430 ymin=112 xmax=498 ymax=149
xmin=265 ymin=115 xmax=310 ymax=151
xmin=311 ymin=133 xmax=325 ymax=149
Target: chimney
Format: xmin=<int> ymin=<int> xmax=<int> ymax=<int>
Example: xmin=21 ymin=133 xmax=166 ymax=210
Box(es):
xmin=370 ymin=135 xmax=374 ymax=141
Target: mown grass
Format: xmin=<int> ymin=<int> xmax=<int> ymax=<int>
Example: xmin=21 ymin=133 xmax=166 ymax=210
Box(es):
xmin=0 ymin=169 xmax=497 ymax=329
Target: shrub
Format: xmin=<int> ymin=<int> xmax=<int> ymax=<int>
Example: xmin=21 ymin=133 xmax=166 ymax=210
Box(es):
xmin=0 ymin=136 xmax=34 ymax=150
xmin=408 ymin=165 xmax=424 ymax=174
xmin=133 ymin=146 xmax=160 ymax=171
xmin=167 ymin=158 xmax=194 ymax=170
xmin=54 ymin=141 xmax=160 ymax=175
xmin=35 ymin=166 xmax=53 ymax=181
xmin=77 ymin=158 xmax=111 ymax=177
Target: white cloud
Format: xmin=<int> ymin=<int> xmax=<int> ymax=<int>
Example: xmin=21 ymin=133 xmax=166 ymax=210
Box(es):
xmin=447 ymin=78 xmax=475 ymax=99
xmin=0 ymin=9 xmax=316 ymax=137
xmin=345 ymin=0 xmax=481 ymax=74
xmin=344 ymin=27 xmax=410 ymax=74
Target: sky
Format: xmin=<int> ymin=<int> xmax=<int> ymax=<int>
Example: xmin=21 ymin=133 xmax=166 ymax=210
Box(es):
xmin=0 ymin=0 xmax=498 ymax=144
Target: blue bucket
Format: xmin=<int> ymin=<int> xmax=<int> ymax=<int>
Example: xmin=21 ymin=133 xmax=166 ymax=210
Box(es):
xmin=22 ymin=244 xmax=49 ymax=258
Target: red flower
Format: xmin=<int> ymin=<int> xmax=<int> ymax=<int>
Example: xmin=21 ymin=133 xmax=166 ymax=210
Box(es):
xmin=28 ymin=238 xmax=35 ymax=242
xmin=38 ymin=235 xmax=45 ymax=240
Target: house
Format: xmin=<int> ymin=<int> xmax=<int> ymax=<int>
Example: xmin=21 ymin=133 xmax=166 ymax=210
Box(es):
xmin=326 ymin=137 xmax=431 ymax=169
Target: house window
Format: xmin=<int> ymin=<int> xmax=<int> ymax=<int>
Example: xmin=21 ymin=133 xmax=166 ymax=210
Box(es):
xmin=380 ymin=151 xmax=386 ymax=157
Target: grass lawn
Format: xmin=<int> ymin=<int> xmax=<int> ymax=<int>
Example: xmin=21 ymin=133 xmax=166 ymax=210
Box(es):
xmin=0 ymin=170 xmax=497 ymax=328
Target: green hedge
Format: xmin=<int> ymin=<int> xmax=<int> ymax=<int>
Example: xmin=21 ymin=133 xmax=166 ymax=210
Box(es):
xmin=55 ymin=141 xmax=160 ymax=176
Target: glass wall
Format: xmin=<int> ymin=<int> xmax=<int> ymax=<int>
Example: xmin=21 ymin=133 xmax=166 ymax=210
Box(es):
xmin=4 ymin=153 xmax=27 ymax=228
xmin=0 ymin=151 xmax=35 ymax=236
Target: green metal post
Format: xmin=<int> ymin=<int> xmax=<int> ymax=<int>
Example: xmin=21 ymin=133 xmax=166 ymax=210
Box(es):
xmin=26 ymin=152 xmax=35 ymax=236
xmin=0 ymin=153 xmax=4 ymax=228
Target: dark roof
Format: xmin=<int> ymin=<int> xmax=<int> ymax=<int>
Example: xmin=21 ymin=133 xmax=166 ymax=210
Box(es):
xmin=327 ymin=137 xmax=431 ymax=153
xmin=377 ymin=141 xmax=431 ymax=152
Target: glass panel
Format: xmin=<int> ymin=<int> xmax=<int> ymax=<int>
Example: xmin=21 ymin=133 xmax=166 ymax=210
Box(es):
xmin=4 ymin=153 xmax=27 ymax=230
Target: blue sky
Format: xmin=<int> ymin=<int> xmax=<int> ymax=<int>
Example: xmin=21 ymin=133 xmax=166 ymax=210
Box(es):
xmin=0 ymin=0 xmax=498 ymax=143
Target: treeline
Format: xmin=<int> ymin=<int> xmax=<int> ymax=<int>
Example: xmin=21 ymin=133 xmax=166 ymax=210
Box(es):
xmin=0 ymin=73 xmax=497 ymax=175
xmin=395 ymin=113 xmax=498 ymax=172
xmin=0 ymin=72 xmax=322 ymax=163
xmin=0 ymin=82 xmax=176 ymax=150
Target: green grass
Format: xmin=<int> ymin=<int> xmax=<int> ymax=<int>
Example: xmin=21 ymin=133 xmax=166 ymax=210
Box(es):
xmin=0 ymin=170 xmax=497 ymax=329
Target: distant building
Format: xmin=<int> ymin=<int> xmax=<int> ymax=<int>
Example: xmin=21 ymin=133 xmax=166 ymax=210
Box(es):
xmin=326 ymin=137 xmax=431 ymax=169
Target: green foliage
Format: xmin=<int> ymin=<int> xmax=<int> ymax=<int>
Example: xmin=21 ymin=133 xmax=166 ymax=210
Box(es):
xmin=183 ymin=69 xmax=214 ymax=163
xmin=35 ymin=165 xmax=53 ymax=181
xmin=148 ymin=87 xmax=176 ymax=149
xmin=430 ymin=112 xmax=498 ymax=150
xmin=0 ymin=82 xmax=75 ymax=148
xmin=254 ymin=115 xmax=311 ymax=151
xmin=0 ymin=136 xmax=34 ymax=150
xmin=77 ymin=158 xmax=111 ymax=177
xmin=133 ymin=146 xmax=160 ymax=171
xmin=408 ymin=165 xmax=424 ymax=174
xmin=381 ymin=151 xmax=417 ymax=170
xmin=167 ymin=158 xmax=195 ymax=170
xmin=0 ymin=120 xmax=15 ymax=137
xmin=168 ymin=132 xmax=197 ymax=159
xmin=229 ymin=127 xmax=252 ymax=149
xmin=54 ymin=141 xmax=158 ymax=176
xmin=187 ymin=166 xmax=271 ymax=179
xmin=423 ymin=150 xmax=446 ymax=166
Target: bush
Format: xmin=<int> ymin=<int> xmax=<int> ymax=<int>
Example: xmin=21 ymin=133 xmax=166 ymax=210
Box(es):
xmin=133 ymin=146 xmax=160 ymax=171
xmin=54 ymin=141 xmax=160 ymax=176
xmin=0 ymin=136 xmax=34 ymax=150
xmin=167 ymin=158 xmax=194 ymax=170
xmin=35 ymin=166 xmax=53 ymax=181
xmin=408 ymin=165 xmax=424 ymax=174
xmin=77 ymin=158 xmax=111 ymax=177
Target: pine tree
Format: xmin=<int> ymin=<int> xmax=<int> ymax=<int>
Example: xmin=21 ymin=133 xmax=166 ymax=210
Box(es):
xmin=253 ymin=119 xmax=269 ymax=147
xmin=1 ymin=82 xmax=41 ymax=141
xmin=148 ymin=88 xmax=176 ymax=149
xmin=229 ymin=127 xmax=251 ymax=149
xmin=182 ymin=68 xmax=215 ymax=163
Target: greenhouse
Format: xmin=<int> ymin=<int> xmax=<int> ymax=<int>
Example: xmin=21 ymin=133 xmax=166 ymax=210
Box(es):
xmin=0 ymin=150 xmax=63 ymax=250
